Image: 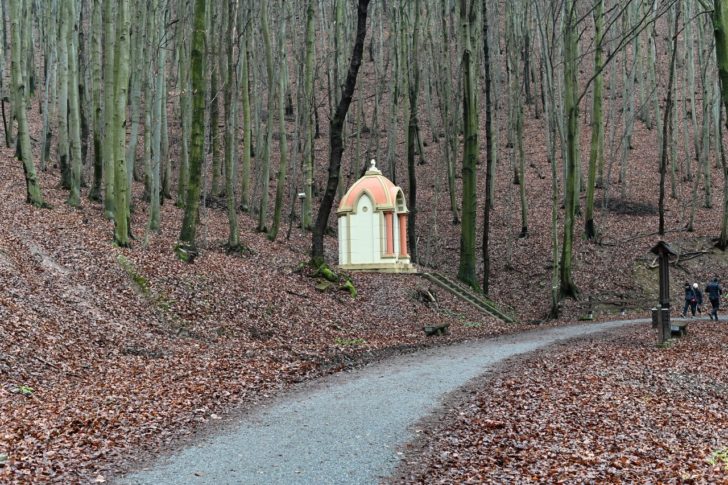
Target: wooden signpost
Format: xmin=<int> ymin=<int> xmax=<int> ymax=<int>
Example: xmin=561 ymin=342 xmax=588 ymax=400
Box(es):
xmin=650 ymin=241 xmax=677 ymax=344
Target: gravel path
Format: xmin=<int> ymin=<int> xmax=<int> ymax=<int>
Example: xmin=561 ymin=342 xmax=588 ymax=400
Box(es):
xmin=121 ymin=319 xmax=645 ymax=485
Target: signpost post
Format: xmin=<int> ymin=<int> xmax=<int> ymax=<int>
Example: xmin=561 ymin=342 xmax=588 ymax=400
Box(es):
xmin=650 ymin=241 xmax=677 ymax=344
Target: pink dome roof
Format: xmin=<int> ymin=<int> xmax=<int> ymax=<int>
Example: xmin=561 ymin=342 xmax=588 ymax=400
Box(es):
xmin=337 ymin=161 xmax=405 ymax=214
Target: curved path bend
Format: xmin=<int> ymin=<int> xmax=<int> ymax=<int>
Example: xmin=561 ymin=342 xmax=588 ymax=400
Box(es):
xmin=122 ymin=318 xmax=646 ymax=485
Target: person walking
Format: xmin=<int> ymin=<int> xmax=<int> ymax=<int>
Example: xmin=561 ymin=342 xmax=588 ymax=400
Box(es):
xmin=693 ymin=283 xmax=703 ymax=316
xmin=705 ymin=277 xmax=723 ymax=321
xmin=682 ymin=282 xmax=698 ymax=318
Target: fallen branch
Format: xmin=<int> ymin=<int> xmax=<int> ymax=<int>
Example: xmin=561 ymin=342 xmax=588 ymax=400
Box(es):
xmin=285 ymin=289 xmax=308 ymax=299
xmin=31 ymin=355 xmax=82 ymax=379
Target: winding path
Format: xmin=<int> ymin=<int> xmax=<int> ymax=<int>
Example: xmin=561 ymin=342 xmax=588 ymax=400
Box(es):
xmin=122 ymin=319 xmax=645 ymax=485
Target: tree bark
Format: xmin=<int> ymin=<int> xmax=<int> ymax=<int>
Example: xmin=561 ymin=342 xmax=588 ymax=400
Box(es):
xmin=585 ymin=0 xmax=604 ymax=240
xmin=560 ymin=0 xmax=579 ymax=299
xmin=113 ymin=0 xmax=131 ymax=246
xmin=457 ymin=0 xmax=479 ymax=291
xmin=9 ymin=0 xmax=44 ymax=206
xmin=102 ymin=0 xmax=115 ymax=218
xmin=66 ymin=0 xmax=83 ymax=207
xmin=713 ymin=0 xmax=728 ymax=249
xmin=178 ymin=0 xmax=207 ymax=250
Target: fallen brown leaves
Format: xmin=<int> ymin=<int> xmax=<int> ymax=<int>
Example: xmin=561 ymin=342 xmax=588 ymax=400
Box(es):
xmin=0 ymin=151 xmax=516 ymax=484
xmin=394 ymin=324 xmax=728 ymax=483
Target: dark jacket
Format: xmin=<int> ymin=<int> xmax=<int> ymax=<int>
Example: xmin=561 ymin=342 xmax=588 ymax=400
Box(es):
xmin=684 ymin=286 xmax=696 ymax=302
xmin=706 ymin=281 xmax=723 ymax=300
xmin=694 ymin=288 xmax=703 ymax=305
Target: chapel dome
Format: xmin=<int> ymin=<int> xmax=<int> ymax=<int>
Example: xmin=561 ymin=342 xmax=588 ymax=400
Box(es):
xmin=337 ymin=160 xmax=406 ymax=214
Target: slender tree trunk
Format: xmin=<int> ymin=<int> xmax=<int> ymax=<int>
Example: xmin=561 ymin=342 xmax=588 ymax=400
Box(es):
xmin=67 ymin=0 xmax=83 ymax=207
xmin=481 ymin=0 xmax=493 ymax=294
xmin=239 ymin=4 xmax=251 ymax=212
xmin=312 ymin=0 xmax=371 ymax=265
xmin=176 ymin=9 xmax=191 ymax=208
xmin=148 ymin=0 xmax=164 ymax=232
xmin=57 ymin=0 xmax=70 ymax=190
xmin=224 ymin=0 xmax=239 ymax=248
xmin=406 ymin=0 xmax=421 ymax=263
xmin=585 ymin=0 xmax=603 ymax=240
xmin=40 ymin=0 xmax=57 ymax=172
xmin=457 ymin=0 xmax=479 ymax=291
xmin=269 ymin=2 xmax=289 ymax=242
xmin=257 ymin=1 xmax=274 ymax=233
xmin=126 ymin=2 xmax=145 ymax=186
xmin=102 ymin=0 xmax=115 ymax=218
xmin=560 ymin=0 xmax=579 ymax=299
xmin=160 ymin=59 xmax=171 ymax=200
xmin=659 ymin=3 xmax=680 ymax=236
xmin=9 ymin=0 xmax=44 ymax=206
xmin=178 ymin=0 xmax=206 ymax=251
xmin=113 ymin=0 xmax=131 ymax=246
xmin=713 ymin=0 xmax=728 ymax=249
xmin=302 ymin=0 xmax=315 ymax=229
xmin=88 ymin=0 xmax=102 ymax=201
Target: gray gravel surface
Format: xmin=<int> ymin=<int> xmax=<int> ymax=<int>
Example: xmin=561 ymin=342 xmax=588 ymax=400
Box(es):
xmin=121 ymin=319 xmax=645 ymax=485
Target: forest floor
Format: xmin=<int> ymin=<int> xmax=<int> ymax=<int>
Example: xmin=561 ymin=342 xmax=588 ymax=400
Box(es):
xmin=391 ymin=318 xmax=728 ymax=483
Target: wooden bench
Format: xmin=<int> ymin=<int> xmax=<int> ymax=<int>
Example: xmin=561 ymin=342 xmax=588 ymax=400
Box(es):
xmin=670 ymin=322 xmax=688 ymax=337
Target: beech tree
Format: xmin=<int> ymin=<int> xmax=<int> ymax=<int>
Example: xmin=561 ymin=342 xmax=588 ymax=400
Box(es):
xmin=112 ymin=0 xmax=131 ymax=247
xmin=713 ymin=0 xmax=728 ymax=249
xmin=457 ymin=0 xmax=479 ymax=291
xmin=9 ymin=0 xmax=44 ymax=207
xmin=177 ymin=0 xmax=207 ymax=256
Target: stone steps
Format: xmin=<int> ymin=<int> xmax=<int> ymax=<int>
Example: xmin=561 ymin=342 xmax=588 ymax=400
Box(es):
xmin=420 ymin=272 xmax=516 ymax=323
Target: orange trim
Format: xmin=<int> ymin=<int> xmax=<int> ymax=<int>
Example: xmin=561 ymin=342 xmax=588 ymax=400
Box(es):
xmin=337 ymin=174 xmax=396 ymax=213
xmin=385 ymin=212 xmax=394 ymax=256
xmin=398 ymin=214 xmax=408 ymax=257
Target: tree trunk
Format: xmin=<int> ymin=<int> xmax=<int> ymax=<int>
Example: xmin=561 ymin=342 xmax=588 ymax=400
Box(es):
xmin=457 ymin=0 xmax=479 ymax=291
xmin=481 ymin=0 xmax=493 ymax=294
xmin=113 ymin=0 xmax=131 ymax=246
xmin=176 ymin=8 xmax=191 ymax=208
xmin=302 ymin=0 xmax=315 ymax=229
xmin=560 ymin=0 xmax=579 ymax=299
xmin=239 ymin=3 xmax=251 ymax=212
xmin=66 ymin=0 xmax=83 ymax=207
xmin=88 ymin=0 xmax=102 ymax=201
xmin=9 ymin=0 xmax=44 ymax=206
xmin=224 ymin=0 xmax=239 ymax=248
xmin=585 ymin=0 xmax=603 ymax=240
xmin=659 ymin=3 xmax=680 ymax=236
xmin=102 ymin=0 xmax=115 ymax=218
xmin=148 ymin=0 xmax=164 ymax=232
xmin=312 ymin=0 xmax=371 ymax=265
xmin=57 ymin=0 xmax=70 ymax=190
xmin=126 ymin=2 xmax=145 ymax=187
xmin=713 ymin=0 xmax=728 ymax=249
xmin=406 ymin=0 xmax=421 ymax=263
xmin=269 ymin=2 xmax=289 ymax=242
xmin=257 ymin=1 xmax=274 ymax=233
xmin=178 ymin=0 xmax=206 ymax=251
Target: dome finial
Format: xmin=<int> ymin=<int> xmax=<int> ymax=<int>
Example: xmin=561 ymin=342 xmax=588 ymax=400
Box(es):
xmin=366 ymin=159 xmax=381 ymax=175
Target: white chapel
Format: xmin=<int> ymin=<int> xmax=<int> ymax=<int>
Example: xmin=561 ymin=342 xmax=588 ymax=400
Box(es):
xmin=336 ymin=160 xmax=415 ymax=273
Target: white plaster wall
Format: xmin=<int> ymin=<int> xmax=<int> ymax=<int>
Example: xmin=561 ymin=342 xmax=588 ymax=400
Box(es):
xmin=338 ymin=216 xmax=349 ymax=265
xmin=350 ymin=195 xmax=378 ymax=264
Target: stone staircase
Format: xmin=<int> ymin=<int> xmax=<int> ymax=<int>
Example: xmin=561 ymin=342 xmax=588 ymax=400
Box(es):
xmin=420 ymin=272 xmax=516 ymax=323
